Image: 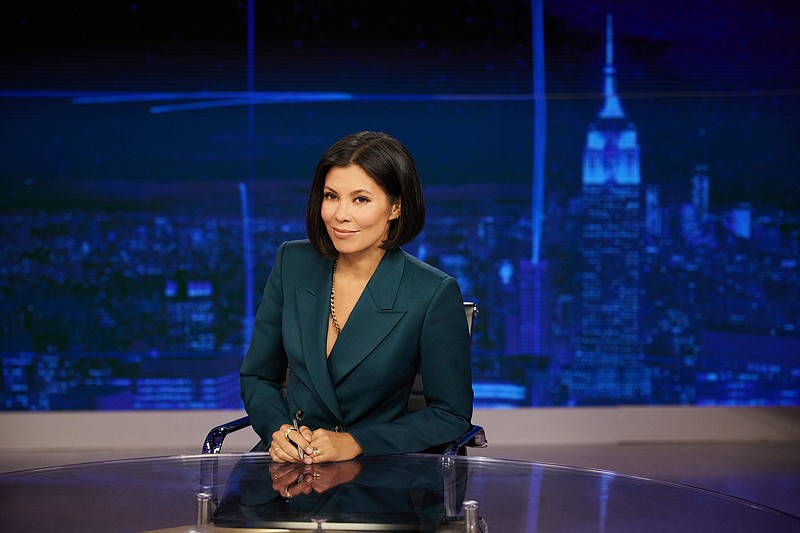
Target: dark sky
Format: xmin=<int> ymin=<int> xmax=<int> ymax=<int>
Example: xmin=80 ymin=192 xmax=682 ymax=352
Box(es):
xmin=1 ymin=1 xmax=798 ymax=209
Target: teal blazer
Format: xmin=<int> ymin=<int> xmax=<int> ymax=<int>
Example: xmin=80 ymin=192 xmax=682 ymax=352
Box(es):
xmin=240 ymin=240 xmax=473 ymax=456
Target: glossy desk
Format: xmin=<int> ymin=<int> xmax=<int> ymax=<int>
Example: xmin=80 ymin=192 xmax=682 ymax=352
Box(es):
xmin=1 ymin=453 xmax=797 ymax=532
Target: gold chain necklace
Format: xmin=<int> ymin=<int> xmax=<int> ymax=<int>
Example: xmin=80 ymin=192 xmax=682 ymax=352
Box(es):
xmin=330 ymin=258 xmax=341 ymax=335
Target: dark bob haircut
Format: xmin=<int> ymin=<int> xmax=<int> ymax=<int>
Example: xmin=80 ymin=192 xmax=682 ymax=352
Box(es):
xmin=306 ymin=131 xmax=426 ymax=259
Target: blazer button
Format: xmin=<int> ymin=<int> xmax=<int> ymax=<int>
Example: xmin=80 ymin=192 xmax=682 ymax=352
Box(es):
xmin=334 ymin=425 xmax=343 ymax=433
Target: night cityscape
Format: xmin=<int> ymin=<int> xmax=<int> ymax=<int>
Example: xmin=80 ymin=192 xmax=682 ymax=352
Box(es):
xmin=1 ymin=1 xmax=798 ymax=410
xmin=3 ymin=159 xmax=797 ymax=409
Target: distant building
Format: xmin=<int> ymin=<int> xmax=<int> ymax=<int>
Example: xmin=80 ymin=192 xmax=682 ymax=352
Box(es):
xmin=691 ymin=165 xmax=710 ymax=224
xmin=645 ymin=185 xmax=662 ymax=239
xmin=683 ymin=164 xmax=711 ymax=244
xmin=570 ymin=14 xmax=649 ymax=403
xmin=725 ymin=203 xmax=752 ymax=240
xmin=164 ymin=273 xmax=216 ymax=351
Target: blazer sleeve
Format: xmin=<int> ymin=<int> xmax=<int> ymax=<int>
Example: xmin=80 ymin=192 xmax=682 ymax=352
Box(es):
xmin=240 ymin=242 xmax=291 ymax=445
xmin=348 ymin=275 xmax=474 ymax=456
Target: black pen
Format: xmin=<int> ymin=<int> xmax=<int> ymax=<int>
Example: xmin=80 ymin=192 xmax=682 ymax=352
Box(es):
xmin=292 ymin=412 xmax=304 ymax=460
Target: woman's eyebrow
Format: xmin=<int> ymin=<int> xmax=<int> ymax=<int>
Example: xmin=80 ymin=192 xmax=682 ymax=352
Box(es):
xmin=323 ymin=186 xmax=375 ymax=196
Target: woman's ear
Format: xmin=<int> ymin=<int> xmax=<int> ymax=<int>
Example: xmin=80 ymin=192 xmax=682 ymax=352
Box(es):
xmin=389 ymin=198 xmax=401 ymax=220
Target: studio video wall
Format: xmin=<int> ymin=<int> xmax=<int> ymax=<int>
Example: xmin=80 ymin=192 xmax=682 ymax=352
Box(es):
xmin=2 ymin=1 xmax=798 ymax=410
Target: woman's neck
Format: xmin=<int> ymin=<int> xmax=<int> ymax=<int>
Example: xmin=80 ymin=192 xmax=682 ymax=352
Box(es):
xmin=336 ymin=249 xmax=386 ymax=282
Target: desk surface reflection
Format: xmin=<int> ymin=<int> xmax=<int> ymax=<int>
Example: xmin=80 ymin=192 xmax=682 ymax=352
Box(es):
xmin=1 ymin=453 xmax=798 ymax=532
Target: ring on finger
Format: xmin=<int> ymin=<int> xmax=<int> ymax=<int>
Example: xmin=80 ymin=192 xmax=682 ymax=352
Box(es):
xmin=284 ymin=427 xmax=297 ymax=441
xmin=312 ymin=447 xmax=320 ymax=457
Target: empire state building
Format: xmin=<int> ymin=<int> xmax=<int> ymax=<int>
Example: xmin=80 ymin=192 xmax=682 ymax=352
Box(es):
xmin=573 ymin=15 xmax=649 ymax=402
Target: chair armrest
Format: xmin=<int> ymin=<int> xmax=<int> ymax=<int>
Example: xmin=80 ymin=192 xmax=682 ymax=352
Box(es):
xmin=443 ymin=424 xmax=488 ymax=456
xmin=202 ymin=415 xmax=252 ymax=454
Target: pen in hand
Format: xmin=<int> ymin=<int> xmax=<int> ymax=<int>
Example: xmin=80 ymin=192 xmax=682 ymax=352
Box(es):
xmin=292 ymin=410 xmax=304 ymax=460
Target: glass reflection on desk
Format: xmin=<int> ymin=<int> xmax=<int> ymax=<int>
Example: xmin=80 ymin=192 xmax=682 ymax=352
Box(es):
xmin=0 ymin=453 xmax=797 ymax=532
xmin=214 ymin=455 xmax=468 ymax=531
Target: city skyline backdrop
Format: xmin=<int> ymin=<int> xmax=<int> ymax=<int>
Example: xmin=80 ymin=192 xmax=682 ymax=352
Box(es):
xmin=1 ymin=1 xmax=798 ymax=409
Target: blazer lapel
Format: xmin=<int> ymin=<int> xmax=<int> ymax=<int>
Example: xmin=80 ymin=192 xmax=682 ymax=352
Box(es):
xmin=327 ymin=250 xmax=407 ymax=386
xmin=296 ymin=262 xmax=344 ymax=423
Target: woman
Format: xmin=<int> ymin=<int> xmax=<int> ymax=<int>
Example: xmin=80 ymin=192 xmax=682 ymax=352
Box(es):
xmin=240 ymin=131 xmax=473 ymax=464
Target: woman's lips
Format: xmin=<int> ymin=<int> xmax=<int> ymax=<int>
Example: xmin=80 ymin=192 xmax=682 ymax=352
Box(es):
xmin=332 ymin=227 xmax=357 ymax=239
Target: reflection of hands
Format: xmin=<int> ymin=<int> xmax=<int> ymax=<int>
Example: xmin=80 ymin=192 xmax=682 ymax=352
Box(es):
xmin=268 ymin=461 xmax=363 ymax=499
xmin=307 ymin=460 xmax=363 ymax=492
xmin=269 ymin=462 xmax=312 ymax=498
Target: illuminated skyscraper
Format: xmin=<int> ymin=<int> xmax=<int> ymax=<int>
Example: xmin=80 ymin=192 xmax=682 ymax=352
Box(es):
xmin=571 ymin=14 xmax=649 ymax=403
xmin=164 ymin=274 xmax=215 ymax=351
xmin=682 ymin=164 xmax=711 ymax=244
xmin=691 ymin=165 xmax=710 ymax=224
xmin=645 ymin=185 xmax=662 ymax=239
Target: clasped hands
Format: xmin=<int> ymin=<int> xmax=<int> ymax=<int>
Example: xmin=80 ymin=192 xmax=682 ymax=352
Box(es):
xmin=269 ymin=423 xmax=363 ymax=464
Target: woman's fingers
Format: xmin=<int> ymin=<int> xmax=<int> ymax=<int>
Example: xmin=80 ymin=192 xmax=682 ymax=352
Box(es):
xmin=269 ymin=424 xmax=321 ymax=463
xmin=299 ymin=425 xmax=314 ymax=453
xmin=308 ymin=429 xmax=363 ymax=463
xmin=269 ymin=425 xmax=363 ymax=464
xmin=269 ymin=424 xmax=306 ymax=463
xmin=287 ymin=425 xmax=313 ymax=452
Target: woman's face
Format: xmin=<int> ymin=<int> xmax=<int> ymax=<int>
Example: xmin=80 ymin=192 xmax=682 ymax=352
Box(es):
xmin=321 ymin=164 xmax=400 ymax=260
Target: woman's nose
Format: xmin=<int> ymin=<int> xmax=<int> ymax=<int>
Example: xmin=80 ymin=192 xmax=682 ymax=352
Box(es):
xmin=334 ymin=203 xmax=351 ymax=221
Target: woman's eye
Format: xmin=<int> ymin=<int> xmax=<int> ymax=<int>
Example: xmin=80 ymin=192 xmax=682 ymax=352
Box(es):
xmin=354 ymin=196 xmax=370 ymax=203
xmin=323 ymin=192 xmax=337 ymax=200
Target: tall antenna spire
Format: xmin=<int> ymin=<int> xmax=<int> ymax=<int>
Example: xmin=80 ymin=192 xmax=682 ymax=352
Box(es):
xmin=598 ymin=13 xmax=625 ymax=119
